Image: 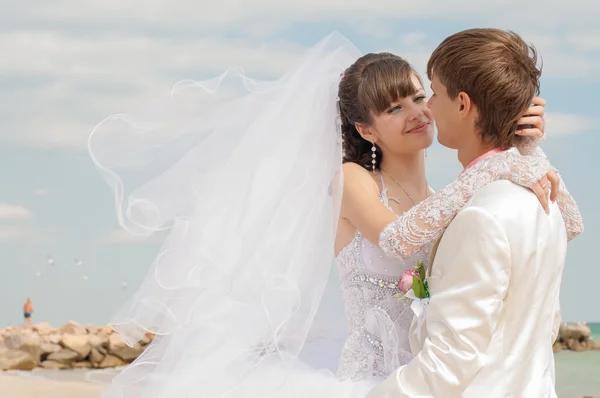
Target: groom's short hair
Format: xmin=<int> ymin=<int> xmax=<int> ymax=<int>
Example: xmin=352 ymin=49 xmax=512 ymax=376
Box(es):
xmin=426 ymin=28 xmax=541 ymax=150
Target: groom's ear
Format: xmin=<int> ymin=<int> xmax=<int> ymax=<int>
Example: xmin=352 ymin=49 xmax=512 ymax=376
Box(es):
xmin=457 ymin=91 xmax=473 ymax=119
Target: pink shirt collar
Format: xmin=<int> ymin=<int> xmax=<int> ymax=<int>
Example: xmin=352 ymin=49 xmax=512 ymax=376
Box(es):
xmin=460 ymin=148 xmax=504 ymax=175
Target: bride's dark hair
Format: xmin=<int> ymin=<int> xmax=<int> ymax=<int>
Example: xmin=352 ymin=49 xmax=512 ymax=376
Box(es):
xmin=338 ymin=53 xmax=422 ymax=171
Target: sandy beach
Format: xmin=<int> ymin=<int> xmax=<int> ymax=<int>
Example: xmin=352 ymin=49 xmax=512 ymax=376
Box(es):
xmin=0 ymin=373 xmax=107 ymax=398
xmin=0 ymin=323 xmax=597 ymax=397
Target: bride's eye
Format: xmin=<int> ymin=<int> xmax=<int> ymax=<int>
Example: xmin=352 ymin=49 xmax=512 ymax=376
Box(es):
xmin=415 ymin=95 xmax=426 ymax=102
xmin=387 ymin=105 xmax=402 ymax=113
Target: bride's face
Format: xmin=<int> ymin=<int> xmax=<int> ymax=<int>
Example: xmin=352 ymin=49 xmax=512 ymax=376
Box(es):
xmin=365 ymin=74 xmax=434 ymax=157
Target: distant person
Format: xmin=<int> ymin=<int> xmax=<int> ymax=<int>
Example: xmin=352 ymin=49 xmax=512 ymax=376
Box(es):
xmin=23 ymin=297 xmax=33 ymax=327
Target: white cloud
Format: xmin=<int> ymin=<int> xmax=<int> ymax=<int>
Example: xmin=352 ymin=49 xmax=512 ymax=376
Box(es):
xmin=0 ymin=225 xmax=42 ymax=243
xmin=2 ymin=0 xmax=598 ymax=29
xmin=400 ymin=32 xmax=429 ymax=48
xmin=0 ymin=31 xmax=307 ymax=149
xmin=0 ymin=203 xmax=32 ymax=221
xmin=0 ymin=2 xmax=598 ymax=151
xmin=0 ymin=31 xmax=305 ymax=78
xmin=545 ymin=113 xmax=598 ymax=136
xmin=565 ymin=31 xmax=600 ymax=52
xmin=354 ymin=21 xmax=395 ymax=39
xmin=94 ymin=229 xmax=167 ymax=245
xmin=0 ymin=203 xmax=44 ymax=243
xmin=34 ymin=188 xmax=50 ymax=196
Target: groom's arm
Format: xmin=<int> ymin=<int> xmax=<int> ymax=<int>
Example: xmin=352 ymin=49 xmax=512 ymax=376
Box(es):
xmin=367 ymin=206 xmax=511 ymax=398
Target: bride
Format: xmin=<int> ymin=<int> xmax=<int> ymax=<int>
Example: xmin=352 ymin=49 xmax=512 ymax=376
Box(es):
xmin=89 ymin=32 xmax=583 ymax=397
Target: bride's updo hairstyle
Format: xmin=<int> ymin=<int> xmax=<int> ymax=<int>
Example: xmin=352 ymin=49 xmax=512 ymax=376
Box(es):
xmin=337 ymin=53 xmax=421 ymax=171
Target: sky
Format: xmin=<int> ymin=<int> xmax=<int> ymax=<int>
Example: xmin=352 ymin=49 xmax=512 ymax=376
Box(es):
xmin=1 ymin=1 xmax=598 ymax=329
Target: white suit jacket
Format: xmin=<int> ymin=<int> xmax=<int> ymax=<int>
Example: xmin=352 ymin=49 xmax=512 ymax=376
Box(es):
xmin=367 ymin=180 xmax=567 ymax=398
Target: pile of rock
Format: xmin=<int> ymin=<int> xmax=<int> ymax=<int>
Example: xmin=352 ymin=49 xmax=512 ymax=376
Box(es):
xmin=553 ymin=322 xmax=600 ymax=352
xmin=0 ymin=321 xmax=154 ymax=371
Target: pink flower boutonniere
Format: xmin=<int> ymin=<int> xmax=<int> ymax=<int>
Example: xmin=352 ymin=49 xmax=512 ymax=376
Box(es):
xmin=397 ymin=259 xmax=430 ymax=339
xmin=397 ymin=259 xmax=429 ymax=299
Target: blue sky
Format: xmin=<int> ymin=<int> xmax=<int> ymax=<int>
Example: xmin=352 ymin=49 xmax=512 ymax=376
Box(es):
xmin=1 ymin=1 xmax=598 ymax=328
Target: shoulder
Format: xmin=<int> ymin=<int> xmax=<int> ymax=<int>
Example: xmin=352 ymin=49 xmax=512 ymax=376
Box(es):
xmin=341 ymin=162 xmax=380 ymax=195
xmin=449 ymin=204 xmax=508 ymax=240
xmin=339 ymin=162 xmax=382 ymax=219
xmin=342 ymin=161 xmax=373 ymax=179
xmin=466 ymin=180 xmax=540 ymax=216
xmin=462 ymin=180 xmax=562 ymax=236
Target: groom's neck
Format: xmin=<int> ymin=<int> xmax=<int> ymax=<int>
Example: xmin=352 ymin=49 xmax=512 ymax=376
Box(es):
xmin=457 ymin=139 xmax=497 ymax=169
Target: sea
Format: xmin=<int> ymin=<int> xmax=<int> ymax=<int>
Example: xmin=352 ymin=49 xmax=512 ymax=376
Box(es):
xmin=554 ymin=322 xmax=600 ymax=397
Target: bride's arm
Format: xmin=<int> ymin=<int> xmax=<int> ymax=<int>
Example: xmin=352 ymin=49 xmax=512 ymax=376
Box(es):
xmin=427 ymin=147 xmax=583 ymax=242
xmin=549 ymin=167 xmax=584 ymax=240
xmin=516 ymin=134 xmax=584 ymax=241
xmin=342 ymin=148 xmax=551 ymax=260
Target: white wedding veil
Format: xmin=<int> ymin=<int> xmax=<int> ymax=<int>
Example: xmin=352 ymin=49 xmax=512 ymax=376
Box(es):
xmin=90 ymin=32 xmax=372 ymax=397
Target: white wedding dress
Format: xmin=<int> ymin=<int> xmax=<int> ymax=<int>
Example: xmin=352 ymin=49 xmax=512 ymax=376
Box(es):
xmin=88 ymin=32 xmax=584 ymax=397
xmin=335 ymin=173 xmax=433 ymax=381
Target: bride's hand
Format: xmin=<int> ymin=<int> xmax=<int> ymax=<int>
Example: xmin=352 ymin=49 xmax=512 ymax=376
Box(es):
xmin=515 ymin=96 xmax=545 ymax=137
xmin=530 ymin=169 xmax=561 ymax=213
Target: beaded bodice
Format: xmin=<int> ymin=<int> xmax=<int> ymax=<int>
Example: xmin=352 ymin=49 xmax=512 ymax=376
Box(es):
xmin=334 ymin=176 xmax=432 ymax=381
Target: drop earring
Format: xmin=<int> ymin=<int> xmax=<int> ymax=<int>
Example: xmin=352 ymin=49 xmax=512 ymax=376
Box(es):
xmin=371 ymin=141 xmax=377 ymax=174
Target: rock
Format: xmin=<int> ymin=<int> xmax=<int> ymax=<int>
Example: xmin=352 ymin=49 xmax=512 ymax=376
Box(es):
xmin=41 ymin=334 xmax=62 ymax=345
xmin=60 ymin=321 xmax=87 ymax=335
xmin=61 ymin=334 xmax=91 ymax=359
xmin=108 ymin=333 xmax=144 ymax=362
xmin=3 ymin=332 xmax=42 ymax=362
xmin=97 ymin=354 xmax=127 ymax=368
xmin=40 ymin=359 xmax=69 ymax=369
xmin=88 ymin=326 xmax=113 ymax=335
xmin=33 ymin=322 xmax=58 ymax=336
xmin=89 ymin=333 xmax=109 ymax=349
xmin=0 ymin=349 xmax=37 ymax=370
xmin=552 ymin=342 xmax=562 ymax=353
xmin=589 ymin=339 xmax=600 ymax=350
xmin=141 ymin=332 xmax=155 ymax=345
xmin=40 ymin=343 xmax=62 ymax=358
xmin=141 ymin=335 xmax=151 ymax=345
xmin=566 ymin=338 xmax=587 ymax=351
xmin=551 ymin=322 xmax=600 ymax=353
xmin=47 ymin=348 xmax=79 ymax=365
xmin=72 ymin=361 xmax=92 ymax=368
xmin=559 ymin=322 xmax=591 ymax=340
xmin=89 ymin=347 xmax=105 ymax=366
xmin=0 ymin=322 xmax=149 ymax=370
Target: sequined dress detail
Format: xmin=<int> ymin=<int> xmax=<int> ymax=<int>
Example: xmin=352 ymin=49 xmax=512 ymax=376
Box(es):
xmin=335 ymin=174 xmax=432 ymax=381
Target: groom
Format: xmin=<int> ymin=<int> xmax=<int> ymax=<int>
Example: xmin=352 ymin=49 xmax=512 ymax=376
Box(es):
xmin=367 ymin=29 xmax=570 ymax=397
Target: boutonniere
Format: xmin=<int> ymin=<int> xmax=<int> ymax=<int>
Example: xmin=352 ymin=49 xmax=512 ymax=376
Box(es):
xmin=397 ymin=259 xmax=430 ymax=338
xmin=397 ymin=259 xmax=429 ymax=299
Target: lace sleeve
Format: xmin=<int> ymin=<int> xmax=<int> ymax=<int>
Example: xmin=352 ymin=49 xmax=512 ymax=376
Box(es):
xmin=517 ymin=128 xmax=584 ymax=240
xmin=378 ymin=147 xmax=549 ymax=260
xmin=520 ymin=134 xmax=584 ymax=240
xmin=552 ymin=169 xmax=584 ymax=241
xmin=516 ymin=135 xmax=544 ymax=155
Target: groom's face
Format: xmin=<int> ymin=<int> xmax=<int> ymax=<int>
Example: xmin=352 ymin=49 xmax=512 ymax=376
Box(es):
xmin=427 ymin=75 xmax=462 ymax=149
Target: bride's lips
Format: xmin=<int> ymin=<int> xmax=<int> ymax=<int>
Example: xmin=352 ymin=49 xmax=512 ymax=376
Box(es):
xmin=406 ymin=122 xmax=429 ymax=134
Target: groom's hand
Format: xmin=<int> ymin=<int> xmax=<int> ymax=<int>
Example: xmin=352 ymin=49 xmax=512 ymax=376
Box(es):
xmin=516 ymin=96 xmax=546 ymax=137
